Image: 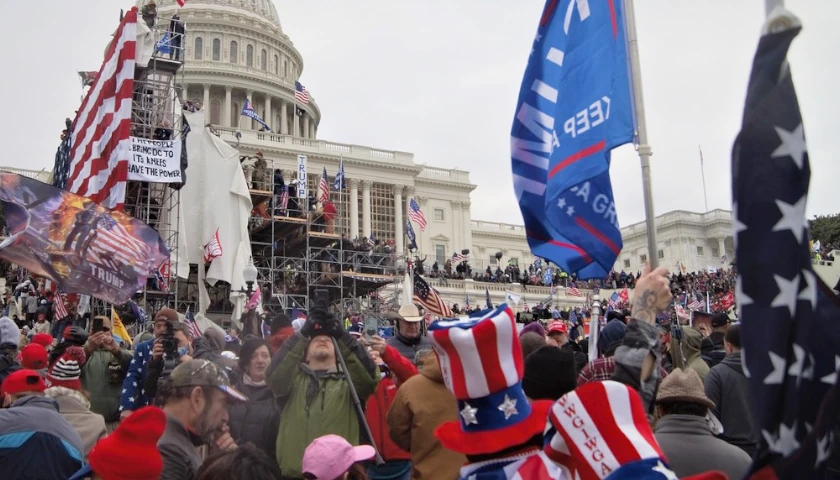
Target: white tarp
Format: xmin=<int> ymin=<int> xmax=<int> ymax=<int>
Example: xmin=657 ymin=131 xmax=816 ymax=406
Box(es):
xmin=134 ymin=19 xmax=155 ymax=68
xmin=174 ymin=110 xmax=254 ymax=323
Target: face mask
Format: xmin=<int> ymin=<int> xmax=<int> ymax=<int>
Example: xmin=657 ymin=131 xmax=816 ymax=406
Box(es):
xmin=177 ymin=346 xmax=189 ymax=358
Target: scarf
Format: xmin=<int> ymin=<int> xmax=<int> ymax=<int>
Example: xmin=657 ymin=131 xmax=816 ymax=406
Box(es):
xmin=242 ymin=373 xmax=266 ymax=387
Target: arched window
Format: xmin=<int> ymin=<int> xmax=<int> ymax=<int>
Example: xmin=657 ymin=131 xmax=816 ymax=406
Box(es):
xmin=232 ymin=102 xmax=240 ymax=127
xmin=194 ymin=37 xmax=203 ymax=60
xmin=274 ymin=55 xmax=279 ymax=75
xmin=261 ymin=49 xmax=267 ymax=70
xmin=246 ymin=45 xmax=254 ymax=67
xmin=282 ymin=58 xmax=287 ymax=77
xmin=210 ymin=99 xmax=221 ymax=125
xmin=212 ymin=39 xmax=221 ymax=61
xmin=230 ymin=41 xmax=238 ymax=63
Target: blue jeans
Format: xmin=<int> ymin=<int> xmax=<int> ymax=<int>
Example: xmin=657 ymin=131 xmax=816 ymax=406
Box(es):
xmin=367 ymin=460 xmax=411 ymax=480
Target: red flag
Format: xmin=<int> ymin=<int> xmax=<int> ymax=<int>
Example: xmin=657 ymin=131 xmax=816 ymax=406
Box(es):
xmin=177 ymin=0 xmax=188 ymax=6
xmin=203 ymin=228 xmax=222 ymax=263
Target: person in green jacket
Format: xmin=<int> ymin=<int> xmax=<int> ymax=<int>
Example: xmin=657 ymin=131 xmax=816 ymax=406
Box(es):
xmin=268 ymin=307 xmax=379 ymax=479
xmin=81 ymin=315 xmax=132 ymax=431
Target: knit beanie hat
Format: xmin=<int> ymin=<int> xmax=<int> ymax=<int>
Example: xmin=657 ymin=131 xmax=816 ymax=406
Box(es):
xmin=20 ymin=343 xmax=48 ymax=370
xmin=0 ymin=316 xmax=20 ymax=349
xmin=522 ymin=346 xmax=577 ymax=401
xmin=45 ymin=346 xmax=86 ymax=390
xmin=271 ymin=313 xmax=292 ymax=334
xmin=31 ymin=333 xmax=54 ymax=348
xmin=519 ymin=321 xmax=546 ymax=338
xmin=596 ymin=319 xmax=626 ymax=355
xmin=72 ymin=406 xmax=167 ymax=480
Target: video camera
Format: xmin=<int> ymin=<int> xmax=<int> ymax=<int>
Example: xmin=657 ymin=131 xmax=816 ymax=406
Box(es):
xmin=307 ymin=288 xmax=337 ymax=336
xmin=160 ymin=321 xmax=180 ymax=380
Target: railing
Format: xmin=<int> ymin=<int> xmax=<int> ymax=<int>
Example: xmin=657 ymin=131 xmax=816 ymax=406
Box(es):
xmin=215 ymin=127 xmax=415 ymax=164
xmin=1 ymin=167 xmax=51 ymax=182
xmin=417 ymin=166 xmax=471 ymax=184
xmin=470 ymin=220 xmax=526 ymax=234
xmin=621 ymin=209 xmax=733 ymax=237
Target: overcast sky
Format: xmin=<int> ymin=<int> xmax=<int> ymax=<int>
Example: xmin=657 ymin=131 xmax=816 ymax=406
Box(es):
xmin=1 ymin=1 xmax=836 ymax=228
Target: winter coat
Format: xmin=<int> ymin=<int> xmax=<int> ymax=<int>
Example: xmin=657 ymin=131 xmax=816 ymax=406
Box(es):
xmin=268 ymin=332 xmax=379 ymax=478
xmin=670 ymin=326 xmax=710 ymax=383
xmin=0 ymin=395 xmax=85 ymax=479
xmin=45 ymin=386 xmax=107 ymax=458
xmin=704 ymin=351 xmax=759 ymax=457
xmin=33 ymin=320 xmax=51 ymax=335
xmin=158 ymin=413 xmax=203 ymax=480
xmin=366 ymin=345 xmax=418 ymax=462
xmin=193 ymin=336 xmax=240 ymax=383
xmin=228 ymin=380 xmax=280 ymax=463
xmin=119 ymin=339 xmax=155 ymax=413
xmin=82 ymin=347 xmax=133 ymax=422
xmin=387 ymin=354 xmax=466 ymax=480
xmin=386 ymin=331 xmax=432 ymax=363
xmin=654 ymin=414 xmax=752 ymax=480
xmin=0 ymin=348 xmax=21 ymax=384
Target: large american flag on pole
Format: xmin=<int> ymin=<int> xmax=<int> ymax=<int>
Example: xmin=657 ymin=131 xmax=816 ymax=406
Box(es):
xmin=413 ymin=274 xmax=452 ymax=317
xmin=295 ymin=81 xmax=310 ymax=104
xmin=408 ymin=198 xmax=427 ymax=231
xmin=317 ymin=167 xmax=329 ymax=202
xmin=63 ymin=9 xmax=137 ymax=210
xmin=733 ymin=9 xmax=840 ymax=477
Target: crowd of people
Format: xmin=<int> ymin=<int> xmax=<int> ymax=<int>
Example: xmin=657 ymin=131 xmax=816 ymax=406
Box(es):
xmin=1 ymin=263 xmax=834 ymax=479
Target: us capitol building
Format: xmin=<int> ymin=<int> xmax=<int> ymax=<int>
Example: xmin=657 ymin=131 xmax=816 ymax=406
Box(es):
xmin=12 ymin=0 xmax=754 ymax=306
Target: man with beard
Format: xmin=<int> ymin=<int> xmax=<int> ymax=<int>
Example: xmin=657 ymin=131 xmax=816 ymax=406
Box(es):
xmin=157 ymin=359 xmax=248 ymax=480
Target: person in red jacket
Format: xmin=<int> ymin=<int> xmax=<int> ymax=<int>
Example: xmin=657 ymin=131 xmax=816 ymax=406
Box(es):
xmin=364 ymin=335 xmax=417 ymax=480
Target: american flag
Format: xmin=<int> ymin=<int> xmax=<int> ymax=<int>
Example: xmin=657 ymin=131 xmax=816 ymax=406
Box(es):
xmin=295 ymin=81 xmax=310 ymax=104
xmin=733 ymin=12 xmax=840 ymax=477
xmin=53 ymin=291 xmax=69 ymax=320
xmin=64 ymin=9 xmax=137 ymax=210
xmin=203 ymin=228 xmax=222 ymax=263
xmin=687 ymin=299 xmax=704 ymax=311
xmin=566 ymin=286 xmax=582 ymax=297
xmin=184 ymin=308 xmax=202 ymax=339
xmin=317 ymin=167 xmax=329 ymax=202
xmin=451 ymin=252 xmax=469 ymax=264
xmin=408 ymin=198 xmax=426 ymax=231
xmin=277 ymin=185 xmax=290 ymax=212
xmin=607 ymin=292 xmax=620 ymax=309
xmin=413 ymin=274 xmax=452 ymax=317
xmin=88 ymin=215 xmax=152 ymax=273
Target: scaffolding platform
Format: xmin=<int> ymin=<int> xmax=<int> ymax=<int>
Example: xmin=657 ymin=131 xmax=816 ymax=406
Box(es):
xmin=249 ymin=188 xmax=273 ymax=205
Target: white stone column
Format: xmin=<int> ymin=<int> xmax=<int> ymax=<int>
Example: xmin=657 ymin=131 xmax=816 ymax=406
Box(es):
xmin=462 ymin=200 xmax=473 ymax=255
xmin=202 ymin=84 xmax=210 ymax=114
xmin=223 ymin=86 xmax=232 ymax=128
xmin=394 ymin=185 xmax=404 ymax=254
xmin=718 ymin=237 xmax=726 ymax=260
xmin=264 ymin=95 xmax=272 ymax=131
xmin=303 ymin=115 xmax=310 ymax=139
xmin=451 ymin=201 xmax=462 ymax=250
xmin=280 ymin=101 xmax=288 ymax=135
xmin=349 ymin=179 xmax=359 ymax=239
xmin=310 ymin=122 xmax=316 ymax=140
xmin=362 ymin=180 xmax=372 ymax=239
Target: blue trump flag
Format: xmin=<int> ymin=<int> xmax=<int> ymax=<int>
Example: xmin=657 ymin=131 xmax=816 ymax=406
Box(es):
xmin=511 ymin=0 xmax=635 ymax=279
xmin=241 ymin=99 xmax=271 ymax=131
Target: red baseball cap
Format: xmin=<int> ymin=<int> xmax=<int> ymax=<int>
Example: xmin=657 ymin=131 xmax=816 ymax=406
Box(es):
xmin=31 ymin=333 xmax=54 ymax=348
xmin=20 ymin=344 xmax=48 ymax=370
xmin=1 ymin=369 xmax=47 ymax=397
xmin=547 ymin=321 xmax=568 ymax=335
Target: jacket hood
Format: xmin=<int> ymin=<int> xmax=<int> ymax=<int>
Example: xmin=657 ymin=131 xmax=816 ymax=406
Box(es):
xmin=12 ymin=395 xmax=60 ymax=411
xmin=45 ymin=386 xmax=91 ymax=410
xmin=422 ymin=353 xmax=443 ymax=383
xmin=671 ymin=326 xmax=703 ymax=357
xmin=720 ymin=351 xmax=744 ymax=374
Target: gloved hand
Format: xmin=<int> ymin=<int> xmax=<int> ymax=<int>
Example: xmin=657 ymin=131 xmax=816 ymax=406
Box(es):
xmin=300 ymin=317 xmax=317 ymax=338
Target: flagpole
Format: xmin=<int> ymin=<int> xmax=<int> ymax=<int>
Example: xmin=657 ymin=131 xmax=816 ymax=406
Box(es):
xmin=624 ymin=0 xmax=659 ymax=269
xmin=699 ymin=145 xmax=709 ymax=213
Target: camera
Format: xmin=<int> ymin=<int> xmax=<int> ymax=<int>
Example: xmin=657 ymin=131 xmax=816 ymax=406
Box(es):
xmin=161 ymin=322 xmax=179 ymax=360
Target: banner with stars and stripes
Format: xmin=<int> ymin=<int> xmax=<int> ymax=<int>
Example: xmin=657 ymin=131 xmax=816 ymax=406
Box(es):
xmin=732 ymin=8 xmax=840 ymax=476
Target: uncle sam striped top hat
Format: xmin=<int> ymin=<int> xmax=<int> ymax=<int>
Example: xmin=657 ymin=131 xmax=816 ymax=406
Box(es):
xmin=428 ymin=304 xmax=554 ymax=455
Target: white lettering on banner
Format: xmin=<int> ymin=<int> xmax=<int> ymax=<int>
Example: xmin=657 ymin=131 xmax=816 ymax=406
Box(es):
xmin=511 ymin=101 xmax=558 ymax=200
xmin=128 ymin=137 xmax=182 ymax=183
xmin=568 ymin=182 xmax=619 ymax=229
xmin=88 ymin=264 xmax=126 ymax=289
xmin=563 ymin=96 xmax=611 ymax=139
xmin=296 ymin=154 xmax=308 ymax=199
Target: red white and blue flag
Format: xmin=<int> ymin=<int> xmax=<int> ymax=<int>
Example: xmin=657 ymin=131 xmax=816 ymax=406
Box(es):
xmin=511 ymin=0 xmax=634 ymax=279
xmin=413 ymin=274 xmax=451 ymax=317
xmin=63 ymin=8 xmax=137 ymax=209
xmin=295 ymin=82 xmax=310 ymax=104
xmin=733 ymin=10 xmax=840 ymax=476
xmin=184 ymin=307 xmax=202 ymax=339
xmin=203 ymin=228 xmax=222 ymax=263
xmin=317 ymin=167 xmax=329 ymax=203
xmin=408 ymin=198 xmax=426 ymax=231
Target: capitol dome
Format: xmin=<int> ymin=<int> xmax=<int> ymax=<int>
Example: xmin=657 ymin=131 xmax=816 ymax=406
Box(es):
xmin=137 ymin=0 xmax=320 ymax=138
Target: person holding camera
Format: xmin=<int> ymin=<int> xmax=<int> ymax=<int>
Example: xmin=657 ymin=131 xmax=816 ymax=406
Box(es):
xmin=119 ymin=308 xmax=180 ymax=419
xmin=81 ymin=315 xmax=132 ymax=432
xmin=268 ymin=306 xmax=379 ymax=479
xmin=143 ymin=321 xmax=194 ymax=401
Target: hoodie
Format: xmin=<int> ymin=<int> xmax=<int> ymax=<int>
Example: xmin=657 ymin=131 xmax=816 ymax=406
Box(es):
xmin=704 ymin=351 xmax=759 ymax=457
xmin=670 ymin=327 xmax=709 ymax=383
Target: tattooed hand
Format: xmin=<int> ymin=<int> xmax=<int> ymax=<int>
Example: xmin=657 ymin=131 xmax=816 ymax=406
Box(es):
xmin=631 ymin=263 xmax=672 ymax=324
